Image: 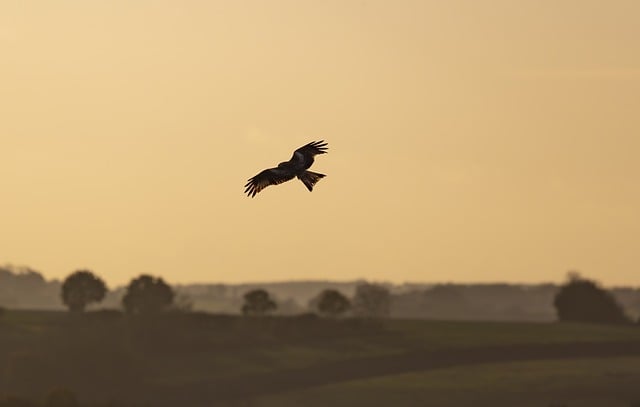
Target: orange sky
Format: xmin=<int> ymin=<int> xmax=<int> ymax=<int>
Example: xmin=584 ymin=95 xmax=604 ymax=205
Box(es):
xmin=1 ymin=0 xmax=639 ymax=286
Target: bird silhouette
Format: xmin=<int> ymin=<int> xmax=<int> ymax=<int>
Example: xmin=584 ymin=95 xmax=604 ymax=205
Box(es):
xmin=245 ymin=140 xmax=328 ymax=197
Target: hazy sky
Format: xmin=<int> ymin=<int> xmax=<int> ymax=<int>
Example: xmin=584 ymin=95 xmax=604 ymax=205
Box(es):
xmin=2 ymin=0 xmax=639 ymax=286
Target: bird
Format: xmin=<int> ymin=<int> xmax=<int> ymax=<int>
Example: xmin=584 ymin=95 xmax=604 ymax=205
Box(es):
xmin=245 ymin=140 xmax=328 ymax=197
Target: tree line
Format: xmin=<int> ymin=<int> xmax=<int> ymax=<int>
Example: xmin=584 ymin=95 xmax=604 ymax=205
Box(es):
xmin=3 ymin=265 xmax=640 ymax=321
xmin=57 ymin=269 xmax=636 ymax=325
xmin=59 ymin=270 xmax=393 ymax=318
xmin=61 ymin=271 xmax=175 ymax=315
xmin=0 ymin=266 xmax=628 ymax=325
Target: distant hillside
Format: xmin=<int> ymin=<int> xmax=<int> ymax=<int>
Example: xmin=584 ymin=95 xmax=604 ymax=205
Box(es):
xmin=1 ymin=265 xmax=639 ymax=321
xmin=0 ymin=266 xmax=63 ymax=310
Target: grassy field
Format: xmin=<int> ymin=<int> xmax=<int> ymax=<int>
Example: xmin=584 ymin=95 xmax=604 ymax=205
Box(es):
xmin=1 ymin=310 xmax=639 ymax=406
xmin=255 ymin=357 xmax=640 ymax=407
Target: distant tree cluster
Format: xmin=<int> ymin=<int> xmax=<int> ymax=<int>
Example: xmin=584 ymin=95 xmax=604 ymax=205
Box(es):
xmin=57 ymin=271 xmax=390 ymax=319
xmin=48 ymin=267 xmax=640 ymax=327
xmin=0 ymin=266 xmax=61 ymax=310
xmin=554 ymin=273 xmax=631 ymax=325
xmin=241 ymin=283 xmax=392 ymax=319
xmin=242 ymin=289 xmax=277 ymax=316
xmin=59 ymin=270 xmax=175 ymax=315
xmin=352 ymin=283 xmax=391 ymax=318
xmin=61 ymin=270 xmax=107 ymax=312
xmin=316 ymin=289 xmax=351 ymax=317
xmin=122 ymin=275 xmax=174 ymax=315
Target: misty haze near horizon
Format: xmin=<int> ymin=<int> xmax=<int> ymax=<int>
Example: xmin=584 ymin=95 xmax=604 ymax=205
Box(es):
xmin=3 ymin=265 xmax=639 ymax=322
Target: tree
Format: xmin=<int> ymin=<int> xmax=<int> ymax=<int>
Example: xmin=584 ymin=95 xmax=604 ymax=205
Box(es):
xmin=352 ymin=283 xmax=391 ymax=318
xmin=241 ymin=289 xmax=277 ymax=316
xmin=122 ymin=275 xmax=174 ymax=315
xmin=314 ymin=289 xmax=351 ymax=317
xmin=60 ymin=270 xmax=107 ymax=313
xmin=553 ymin=273 xmax=630 ymax=324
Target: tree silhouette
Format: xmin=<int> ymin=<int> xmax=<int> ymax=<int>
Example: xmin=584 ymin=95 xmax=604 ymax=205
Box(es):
xmin=122 ymin=275 xmax=174 ymax=315
xmin=60 ymin=270 xmax=107 ymax=313
xmin=315 ymin=289 xmax=351 ymax=317
xmin=553 ymin=273 xmax=630 ymax=324
xmin=241 ymin=289 xmax=277 ymax=316
xmin=352 ymin=283 xmax=391 ymax=318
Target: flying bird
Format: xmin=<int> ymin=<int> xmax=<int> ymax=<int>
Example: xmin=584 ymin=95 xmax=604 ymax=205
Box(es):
xmin=245 ymin=140 xmax=328 ymax=197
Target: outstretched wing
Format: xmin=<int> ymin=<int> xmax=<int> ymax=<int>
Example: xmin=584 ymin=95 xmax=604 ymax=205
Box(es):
xmin=291 ymin=140 xmax=328 ymax=166
xmin=244 ymin=167 xmax=295 ymax=197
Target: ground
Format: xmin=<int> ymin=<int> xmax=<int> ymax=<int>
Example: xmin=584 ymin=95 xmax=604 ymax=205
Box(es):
xmin=1 ymin=310 xmax=639 ymax=406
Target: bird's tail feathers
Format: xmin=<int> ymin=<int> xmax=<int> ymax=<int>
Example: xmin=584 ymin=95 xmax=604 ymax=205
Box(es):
xmin=298 ymin=171 xmax=326 ymax=192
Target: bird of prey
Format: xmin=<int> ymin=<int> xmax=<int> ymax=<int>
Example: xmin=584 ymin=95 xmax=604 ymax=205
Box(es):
xmin=245 ymin=140 xmax=328 ymax=197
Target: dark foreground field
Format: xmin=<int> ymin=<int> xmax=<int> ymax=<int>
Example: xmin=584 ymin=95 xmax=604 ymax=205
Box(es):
xmin=1 ymin=310 xmax=640 ymax=406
